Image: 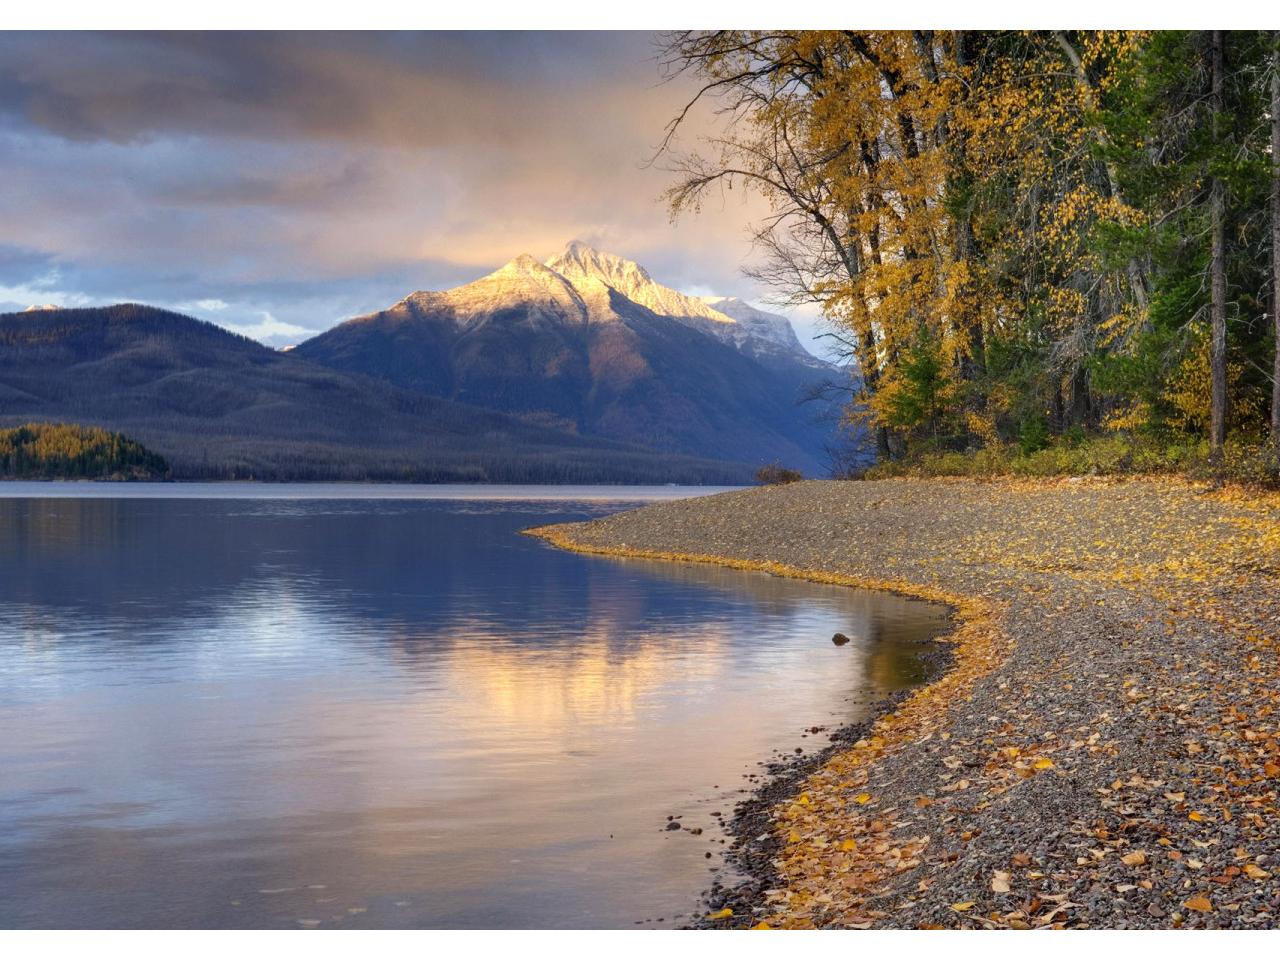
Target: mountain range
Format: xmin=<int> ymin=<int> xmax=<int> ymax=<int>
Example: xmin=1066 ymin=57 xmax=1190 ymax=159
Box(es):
xmin=0 ymin=243 xmax=857 ymax=482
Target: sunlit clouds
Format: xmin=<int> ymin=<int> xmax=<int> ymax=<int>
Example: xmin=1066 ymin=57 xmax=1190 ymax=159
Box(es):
xmin=0 ymin=33 xmax=826 ymax=350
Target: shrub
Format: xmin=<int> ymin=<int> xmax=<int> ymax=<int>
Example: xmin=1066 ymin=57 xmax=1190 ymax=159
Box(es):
xmin=864 ymin=433 xmax=1279 ymax=487
xmin=1018 ymin=415 xmax=1051 ymax=456
xmin=756 ymin=462 xmax=804 ymax=485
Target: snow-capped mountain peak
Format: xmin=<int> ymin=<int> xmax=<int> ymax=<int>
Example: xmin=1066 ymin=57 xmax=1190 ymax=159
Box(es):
xmin=399 ymin=253 xmax=589 ymax=328
xmin=546 ymin=241 xmax=734 ymax=329
xmin=348 ymin=241 xmax=820 ymax=363
xmin=700 ymin=295 xmax=806 ymax=354
xmin=541 ymin=243 xmax=821 ymax=362
xmin=551 ymin=240 xmax=654 ymax=287
xmin=295 ymin=241 xmax=845 ymax=476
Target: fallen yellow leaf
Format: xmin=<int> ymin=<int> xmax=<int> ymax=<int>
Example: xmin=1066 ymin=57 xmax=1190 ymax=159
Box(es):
xmin=706 ymin=908 xmax=733 ymax=920
xmin=854 ymin=792 xmax=872 ymax=805
xmin=1033 ymin=758 xmax=1054 ymax=770
xmin=1182 ymin=895 xmax=1213 ymax=913
xmin=1244 ymin=864 xmax=1271 ymax=879
xmin=840 ymin=839 xmax=857 ymax=852
xmin=950 ymin=902 xmax=975 ymax=912
xmin=752 ymin=921 xmax=771 ymax=930
xmin=1188 ymin=811 xmax=1204 ymax=822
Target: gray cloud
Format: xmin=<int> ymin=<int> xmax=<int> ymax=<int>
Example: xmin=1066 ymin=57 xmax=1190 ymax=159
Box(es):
xmin=0 ymin=32 xmax=666 ymax=148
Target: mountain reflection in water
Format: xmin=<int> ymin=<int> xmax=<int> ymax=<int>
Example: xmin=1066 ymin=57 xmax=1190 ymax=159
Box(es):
xmin=0 ymin=491 xmax=949 ymax=928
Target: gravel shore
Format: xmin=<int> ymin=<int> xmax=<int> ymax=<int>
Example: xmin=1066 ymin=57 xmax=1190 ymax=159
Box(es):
xmin=530 ymin=477 xmax=1280 ymax=929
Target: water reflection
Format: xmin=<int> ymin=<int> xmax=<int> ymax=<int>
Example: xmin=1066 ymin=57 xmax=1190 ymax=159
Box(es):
xmin=0 ymin=494 xmax=948 ymax=928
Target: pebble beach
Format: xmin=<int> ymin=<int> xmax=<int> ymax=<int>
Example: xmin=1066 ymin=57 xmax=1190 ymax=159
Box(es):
xmin=531 ymin=477 xmax=1280 ymax=929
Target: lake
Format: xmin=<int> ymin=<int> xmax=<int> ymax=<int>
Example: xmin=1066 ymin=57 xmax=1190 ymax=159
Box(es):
xmin=0 ymin=485 xmax=949 ymax=929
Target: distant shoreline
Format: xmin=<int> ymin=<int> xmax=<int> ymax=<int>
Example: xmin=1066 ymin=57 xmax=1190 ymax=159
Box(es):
xmin=0 ymin=481 xmax=742 ymax=488
xmin=532 ymin=478 xmax=1280 ymax=929
xmin=0 ymin=480 xmax=748 ymax=502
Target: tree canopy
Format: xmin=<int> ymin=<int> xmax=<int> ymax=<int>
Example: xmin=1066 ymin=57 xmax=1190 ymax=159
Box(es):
xmin=661 ymin=30 xmax=1280 ymax=476
xmin=0 ymin=423 xmax=170 ymax=480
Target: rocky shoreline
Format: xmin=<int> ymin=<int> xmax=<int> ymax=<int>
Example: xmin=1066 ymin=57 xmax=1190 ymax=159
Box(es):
xmin=530 ymin=478 xmax=1280 ymax=929
xmin=689 ymin=640 xmax=956 ymax=929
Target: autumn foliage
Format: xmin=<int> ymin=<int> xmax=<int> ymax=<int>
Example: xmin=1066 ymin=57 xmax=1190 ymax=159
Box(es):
xmin=661 ymin=31 xmax=1280 ymax=472
xmin=0 ymin=422 xmax=170 ymax=480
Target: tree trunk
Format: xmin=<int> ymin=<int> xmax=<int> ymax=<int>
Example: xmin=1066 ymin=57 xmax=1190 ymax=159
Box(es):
xmin=1069 ymin=366 xmax=1092 ymax=430
xmin=1051 ymin=381 xmax=1066 ymax=433
xmin=1210 ymin=30 xmax=1228 ymax=460
xmin=952 ymin=30 xmax=986 ymax=385
xmin=1271 ymin=32 xmax=1280 ymax=446
xmin=876 ymin=426 xmax=891 ymax=460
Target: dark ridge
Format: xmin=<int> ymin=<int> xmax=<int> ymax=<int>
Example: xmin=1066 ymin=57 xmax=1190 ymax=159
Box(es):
xmin=0 ymin=304 xmax=753 ymax=483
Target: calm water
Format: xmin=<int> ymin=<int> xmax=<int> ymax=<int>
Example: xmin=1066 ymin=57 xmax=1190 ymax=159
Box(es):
xmin=0 ymin=485 xmax=949 ymax=929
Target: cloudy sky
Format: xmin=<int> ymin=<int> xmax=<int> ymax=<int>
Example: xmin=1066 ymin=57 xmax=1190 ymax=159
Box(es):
xmin=0 ymin=32 xmax=829 ymax=354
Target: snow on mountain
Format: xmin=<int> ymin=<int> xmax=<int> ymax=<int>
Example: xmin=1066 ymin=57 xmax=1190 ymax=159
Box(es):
xmin=544 ymin=241 xmax=820 ymax=363
xmin=547 ymin=241 xmax=733 ymax=327
xmin=345 ymin=241 xmax=821 ymax=366
xmin=700 ymin=296 xmax=807 ymax=354
xmin=394 ymin=253 xmax=590 ymax=329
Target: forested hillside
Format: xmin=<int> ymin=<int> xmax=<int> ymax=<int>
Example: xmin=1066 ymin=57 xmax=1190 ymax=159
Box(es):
xmin=662 ymin=31 xmax=1280 ymax=479
xmin=0 ymin=423 xmax=169 ymax=480
xmin=0 ymin=304 xmax=753 ymax=483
